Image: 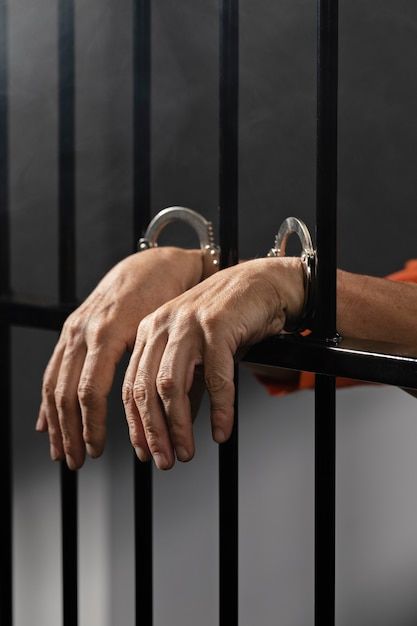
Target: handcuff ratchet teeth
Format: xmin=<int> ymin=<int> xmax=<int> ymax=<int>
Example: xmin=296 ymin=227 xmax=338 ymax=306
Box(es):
xmin=137 ymin=206 xmax=220 ymax=279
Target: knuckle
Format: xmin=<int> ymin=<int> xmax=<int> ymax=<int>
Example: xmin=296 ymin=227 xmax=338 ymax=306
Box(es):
xmin=156 ymin=375 xmax=178 ymax=399
xmin=77 ymin=382 xmax=100 ymax=409
xmin=205 ymin=372 xmax=231 ymax=394
xmin=54 ymin=389 xmax=70 ymax=412
xmin=63 ymin=316 xmax=82 ymax=341
xmin=174 ymin=308 xmax=194 ymax=327
xmin=137 ymin=316 xmax=151 ymax=336
xmin=42 ymin=381 xmax=56 ymax=403
xmin=86 ymin=324 xmax=109 ymax=346
xmin=133 ymin=383 xmax=148 ymax=406
xmin=122 ymin=382 xmax=133 ymax=406
xmin=133 ymin=370 xmax=153 ymax=405
xmin=200 ymin=313 xmax=222 ymax=335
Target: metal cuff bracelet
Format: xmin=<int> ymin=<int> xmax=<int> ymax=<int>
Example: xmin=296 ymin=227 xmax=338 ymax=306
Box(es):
xmin=267 ymin=216 xmax=317 ymax=333
xmin=137 ymin=206 xmax=221 ymax=281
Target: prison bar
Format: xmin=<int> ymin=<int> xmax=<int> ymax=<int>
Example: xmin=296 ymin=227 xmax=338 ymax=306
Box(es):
xmin=58 ymin=2 xmax=78 ymax=624
xmin=219 ymin=1 xmax=239 ymax=624
xmin=0 ymin=0 xmax=12 ymax=623
xmin=313 ymin=0 xmax=339 ymax=623
xmin=1 ymin=1 xmax=416 ymax=625
xmin=133 ymin=1 xmax=153 ymax=625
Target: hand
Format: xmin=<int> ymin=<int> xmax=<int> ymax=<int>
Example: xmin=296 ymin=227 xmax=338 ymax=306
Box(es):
xmin=122 ymin=256 xmax=304 ymax=469
xmin=36 ymin=247 xmax=203 ymax=470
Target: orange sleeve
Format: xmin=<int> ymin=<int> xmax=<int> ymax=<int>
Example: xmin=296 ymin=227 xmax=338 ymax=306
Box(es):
xmin=256 ymin=259 xmax=417 ymax=397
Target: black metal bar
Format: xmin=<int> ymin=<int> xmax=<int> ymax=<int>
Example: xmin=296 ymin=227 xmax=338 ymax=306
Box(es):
xmin=243 ymin=334 xmax=417 ymax=390
xmin=219 ymin=1 xmax=239 ymax=624
xmin=134 ymin=460 xmax=153 ymax=626
xmin=0 ymin=3 xmax=8 ymax=295
xmin=314 ymin=0 xmax=338 ymax=623
xmin=314 ymin=0 xmax=338 ymax=341
xmin=58 ymin=2 xmax=78 ymax=625
xmin=133 ymin=2 xmax=153 ymax=625
xmin=0 ymin=297 xmax=75 ymax=329
xmin=315 ymin=374 xmax=336 ymax=625
xmin=59 ymin=0 xmax=76 ymax=305
xmin=133 ymin=0 xmax=151 ymax=242
xmin=60 ymin=463 xmax=78 ymax=626
xmin=0 ymin=1 xmax=12 ymax=622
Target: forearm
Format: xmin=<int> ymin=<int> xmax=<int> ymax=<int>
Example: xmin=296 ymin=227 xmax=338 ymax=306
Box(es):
xmin=337 ymin=270 xmax=417 ymax=347
xmin=215 ymin=258 xmax=417 ymax=346
xmin=337 ymin=270 xmax=417 ymax=398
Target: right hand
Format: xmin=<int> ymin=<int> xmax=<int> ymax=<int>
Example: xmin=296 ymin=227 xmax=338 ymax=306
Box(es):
xmin=36 ymin=247 xmax=203 ymax=470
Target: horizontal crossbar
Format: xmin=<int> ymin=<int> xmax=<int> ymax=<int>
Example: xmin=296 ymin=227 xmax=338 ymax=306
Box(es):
xmin=243 ymin=334 xmax=417 ymax=390
xmin=2 ymin=297 xmax=417 ymax=389
xmin=0 ymin=296 xmax=75 ymax=331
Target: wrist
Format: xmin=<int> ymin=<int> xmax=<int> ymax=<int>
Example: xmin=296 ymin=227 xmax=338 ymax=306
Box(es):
xmin=261 ymin=257 xmax=306 ymax=332
xmin=136 ymin=246 xmax=203 ymax=291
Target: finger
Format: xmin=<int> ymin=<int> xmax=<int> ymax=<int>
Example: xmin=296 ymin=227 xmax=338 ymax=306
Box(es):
xmin=134 ymin=335 xmax=176 ymax=470
xmin=35 ymin=412 xmax=48 ymax=433
xmin=55 ymin=344 xmax=87 ymax=470
xmin=156 ymin=336 xmax=200 ymax=462
xmin=40 ymin=342 xmax=66 ymax=460
xmin=78 ymin=342 xmax=123 ymax=458
xmin=203 ymin=341 xmax=236 ymax=444
xmin=122 ymin=338 xmax=151 ymax=462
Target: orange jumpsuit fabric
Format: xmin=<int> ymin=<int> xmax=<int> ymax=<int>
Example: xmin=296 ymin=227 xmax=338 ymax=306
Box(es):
xmin=257 ymin=259 xmax=417 ymax=397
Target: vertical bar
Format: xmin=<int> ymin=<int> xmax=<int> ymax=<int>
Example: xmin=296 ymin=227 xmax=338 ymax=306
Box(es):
xmin=315 ymin=374 xmax=336 ymax=625
xmin=133 ymin=2 xmax=153 ymax=626
xmin=315 ymin=0 xmax=338 ymax=339
xmin=219 ymin=1 xmax=239 ymax=625
xmin=133 ymin=0 xmax=151 ymax=242
xmin=0 ymin=3 xmax=12 ymax=623
xmin=58 ymin=2 xmax=78 ymax=625
xmin=314 ymin=0 xmax=338 ymax=624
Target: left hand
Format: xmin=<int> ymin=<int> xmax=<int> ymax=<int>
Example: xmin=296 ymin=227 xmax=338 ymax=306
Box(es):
xmin=122 ymin=257 xmax=304 ymax=469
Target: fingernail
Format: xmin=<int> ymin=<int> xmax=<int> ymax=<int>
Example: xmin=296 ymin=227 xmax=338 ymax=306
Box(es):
xmin=66 ymin=454 xmax=77 ymax=470
xmin=35 ymin=417 xmax=42 ymax=432
xmin=50 ymin=444 xmax=59 ymax=461
xmin=135 ymin=447 xmax=150 ymax=462
xmin=153 ymin=452 xmax=168 ymax=470
xmin=86 ymin=444 xmax=98 ymax=458
xmin=176 ymin=446 xmax=190 ymax=462
xmin=214 ymin=428 xmax=226 ymax=443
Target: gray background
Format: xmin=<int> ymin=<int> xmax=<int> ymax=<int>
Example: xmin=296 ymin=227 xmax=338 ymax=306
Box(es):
xmin=7 ymin=0 xmax=417 ymax=624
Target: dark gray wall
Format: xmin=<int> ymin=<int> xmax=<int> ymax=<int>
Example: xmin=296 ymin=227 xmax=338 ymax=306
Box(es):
xmin=8 ymin=1 xmax=417 ymax=625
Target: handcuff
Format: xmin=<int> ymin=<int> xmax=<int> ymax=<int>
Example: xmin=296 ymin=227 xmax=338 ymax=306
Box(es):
xmin=267 ymin=216 xmax=317 ymax=333
xmin=137 ymin=206 xmax=220 ymax=281
xmin=138 ymin=208 xmax=317 ymax=334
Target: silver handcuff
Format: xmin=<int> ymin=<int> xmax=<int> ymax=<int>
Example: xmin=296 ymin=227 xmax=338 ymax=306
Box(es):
xmin=138 ymin=208 xmax=316 ymax=333
xmin=267 ymin=216 xmax=317 ymax=333
xmin=138 ymin=206 xmax=221 ymax=280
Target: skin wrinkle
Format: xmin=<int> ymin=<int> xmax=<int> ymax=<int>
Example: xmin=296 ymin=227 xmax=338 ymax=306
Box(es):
xmin=122 ymin=257 xmax=296 ymax=469
xmin=37 ymin=245 xmax=417 ymax=470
